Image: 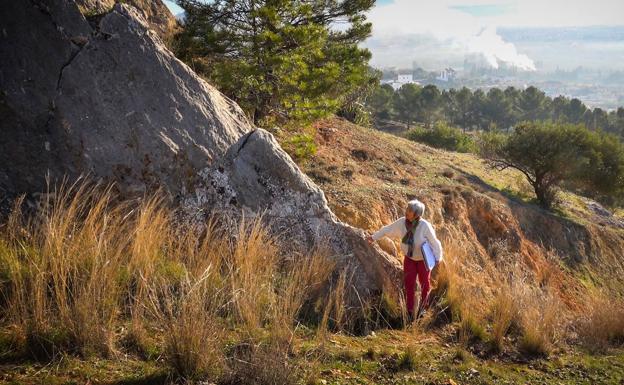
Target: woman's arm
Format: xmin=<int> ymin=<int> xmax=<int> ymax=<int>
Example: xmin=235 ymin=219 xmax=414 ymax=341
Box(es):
xmin=371 ymin=218 xmax=403 ymax=241
xmin=424 ymin=222 xmax=443 ymax=261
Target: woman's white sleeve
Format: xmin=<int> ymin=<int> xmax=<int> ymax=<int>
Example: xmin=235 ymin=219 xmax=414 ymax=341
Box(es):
xmin=372 ymin=218 xmax=402 ymax=241
xmin=425 ymin=223 xmax=444 ymax=261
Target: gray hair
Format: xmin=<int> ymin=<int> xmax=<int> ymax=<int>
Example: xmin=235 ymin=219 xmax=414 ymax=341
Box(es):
xmin=407 ymin=199 xmax=425 ymax=217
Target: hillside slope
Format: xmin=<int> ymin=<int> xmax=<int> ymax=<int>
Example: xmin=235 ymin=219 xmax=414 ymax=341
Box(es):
xmin=292 ymin=117 xmax=624 ymax=305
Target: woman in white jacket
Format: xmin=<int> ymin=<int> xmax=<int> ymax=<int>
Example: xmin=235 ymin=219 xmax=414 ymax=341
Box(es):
xmin=367 ymin=199 xmax=443 ymax=320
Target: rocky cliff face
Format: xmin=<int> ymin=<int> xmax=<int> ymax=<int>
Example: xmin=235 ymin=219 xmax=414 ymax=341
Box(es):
xmin=1 ymin=0 xmax=251 ymax=196
xmin=0 ymin=0 xmax=403 ymax=305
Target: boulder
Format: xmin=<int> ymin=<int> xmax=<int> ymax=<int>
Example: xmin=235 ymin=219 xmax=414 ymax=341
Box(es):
xmin=1 ymin=0 xmax=252 ymax=195
xmin=0 ymin=0 xmax=403 ymax=305
xmin=182 ymin=129 xmax=404 ymax=303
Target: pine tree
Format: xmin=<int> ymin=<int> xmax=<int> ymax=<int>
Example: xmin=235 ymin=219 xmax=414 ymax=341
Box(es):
xmin=175 ymin=0 xmax=375 ymax=125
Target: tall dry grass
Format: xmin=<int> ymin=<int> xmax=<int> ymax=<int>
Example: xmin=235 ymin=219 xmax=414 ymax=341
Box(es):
xmin=1 ymin=181 xmax=129 ymax=358
xmin=0 ymin=179 xmax=336 ymax=381
xmin=429 ymin=232 xmax=567 ymax=356
xmin=2 ymin=176 xmax=621 ymax=379
xmin=489 ymin=286 xmax=516 ymax=352
xmin=577 ymin=292 xmax=624 ymax=352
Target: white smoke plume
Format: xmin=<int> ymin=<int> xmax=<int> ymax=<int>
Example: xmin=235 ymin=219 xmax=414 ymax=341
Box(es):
xmin=365 ymin=0 xmax=536 ymax=70
xmin=464 ymin=26 xmax=535 ymax=70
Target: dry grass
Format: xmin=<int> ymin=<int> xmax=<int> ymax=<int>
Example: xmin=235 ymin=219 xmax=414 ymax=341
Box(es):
xmin=428 ymin=231 xmax=567 ymax=357
xmin=1 ymin=171 xmax=621 ymax=384
xmin=516 ymin=288 xmax=564 ymax=357
xmin=489 ymin=287 xmax=516 ymax=352
xmin=1 ymin=181 xmax=128 ymax=358
xmin=577 ymin=293 xmax=624 ymax=352
xmin=148 ymin=269 xmax=226 ymax=380
xmin=0 ymin=179 xmax=336 ymax=382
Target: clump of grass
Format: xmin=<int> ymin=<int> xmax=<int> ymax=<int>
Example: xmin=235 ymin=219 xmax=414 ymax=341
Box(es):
xmin=430 ymin=239 xmax=489 ymax=345
xmin=1 ymin=181 xmax=127 ymax=358
xmin=396 ymin=346 xmax=418 ymax=371
xmin=315 ymin=267 xmax=350 ymax=343
xmin=452 ymin=348 xmax=470 ymax=363
xmin=489 ymin=288 xmax=516 ymax=353
xmin=517 ymin=290 xmax=563 ymax=357
xmin=147 ymin=268 xmax=226 ymax=380
xmin=336 ymin=349 xmax=357 ymax=362
xmin=458 ymin=312 xmax=487 ymax=345
xmin=224 ymin=341 xmax=303 ymax=385
xmin=577 ymin=293 xmax=624 ymax=352
xmin=363 ymin=346 xmax=377 ymax=360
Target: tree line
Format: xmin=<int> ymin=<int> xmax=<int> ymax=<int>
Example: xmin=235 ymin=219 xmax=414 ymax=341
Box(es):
xmin=366 ymin=82 xmax=624 ymax=208
xmin=368 ymin=83 xmax=624 ymax=137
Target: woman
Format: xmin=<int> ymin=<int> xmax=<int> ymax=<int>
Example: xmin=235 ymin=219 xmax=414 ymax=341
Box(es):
xmin=367 ymin=199 xmax=443 ymax=321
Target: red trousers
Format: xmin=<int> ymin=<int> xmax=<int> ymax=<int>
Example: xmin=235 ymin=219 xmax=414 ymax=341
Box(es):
xmin=403 ymin=256 xmax=430 ymax=314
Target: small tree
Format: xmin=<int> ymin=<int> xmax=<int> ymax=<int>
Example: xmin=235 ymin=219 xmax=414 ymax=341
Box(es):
xmin=367 ymin=83 xmax=394 ymax=120
xmin=480 ymin=121 xmax=593 ymax=209
xmin=393 ymin=83 xmax=421 ymax=129
xmin=582 ymin=132 xmax=624 ymax=205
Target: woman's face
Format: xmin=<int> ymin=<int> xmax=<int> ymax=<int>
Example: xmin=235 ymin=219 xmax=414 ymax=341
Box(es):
xmin=405 ymin=207 xmax=417 ymax=221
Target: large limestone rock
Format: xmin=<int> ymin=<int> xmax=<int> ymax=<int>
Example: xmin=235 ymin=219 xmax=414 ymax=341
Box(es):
xmin=0 ymin=0 xmax=403 ymax=304
xmin=182 ymin=129 xmax=404 ymax=302
xmin=1 ymin=0 xmax=251 ymax=195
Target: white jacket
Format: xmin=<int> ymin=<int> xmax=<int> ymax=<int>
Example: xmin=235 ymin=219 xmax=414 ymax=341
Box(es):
xmin=372 ymin=217 xmax=443 ymax=262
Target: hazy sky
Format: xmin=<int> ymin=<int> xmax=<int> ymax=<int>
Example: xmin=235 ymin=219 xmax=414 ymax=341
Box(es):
xmin=370 ymin=0 xmax=624 ymax=28
xmin=365 ymin=0 xmax=624 ymax=69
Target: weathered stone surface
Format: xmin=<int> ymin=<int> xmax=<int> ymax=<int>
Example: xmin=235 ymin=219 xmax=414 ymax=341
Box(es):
xmin=182 ymin=129 xmax=404 ymax=303
xmin=0 ymin=0 xmax=92 ymax=193
xmin=1 ymin=0 xmax=404 ymax=303
xmin=74 ymin=0 xmax=178 ymax=41
xmin=1 ymin=1 xmax=252 ymax=195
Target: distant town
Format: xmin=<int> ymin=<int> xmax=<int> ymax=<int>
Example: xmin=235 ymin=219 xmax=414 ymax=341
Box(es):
xmin=380 ymin=61 xmax=624 ymax=111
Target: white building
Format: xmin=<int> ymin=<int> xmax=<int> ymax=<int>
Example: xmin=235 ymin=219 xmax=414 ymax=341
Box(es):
xmin=381 ymin=73 xmax=420 ymax=90
xmin=397 ymin=74 xmax=413 ymax=83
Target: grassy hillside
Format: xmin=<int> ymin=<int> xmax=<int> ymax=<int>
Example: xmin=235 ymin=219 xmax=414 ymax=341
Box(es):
xmin=291 ymin=117 xmax=624 ymax=298
xmin=2 ymin=118 xmax=624 ymax=384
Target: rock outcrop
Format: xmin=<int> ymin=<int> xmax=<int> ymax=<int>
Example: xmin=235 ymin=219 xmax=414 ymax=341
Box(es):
xmin=0 ymin=0 xmax=403 ymax=304
xmin=1 ymin=0 xmax=251 ymax=196
xmin=74 ymin=0 xmax=179 ymax=41
xmin=182 ymin=129 xmax=404 ymax=301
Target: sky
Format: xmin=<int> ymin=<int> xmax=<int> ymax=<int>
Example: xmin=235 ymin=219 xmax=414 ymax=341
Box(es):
xmin=163 ymin=0 xmax=624 ymax=71
xmin=163 ymin=0 xmax=183 ymax=16
xmin=364 ymin=0 xmax=624 ymax=70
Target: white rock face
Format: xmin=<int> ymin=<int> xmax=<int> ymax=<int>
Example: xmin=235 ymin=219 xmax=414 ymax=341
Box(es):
xmin=182 ymin=129 xmax=404 ymax=303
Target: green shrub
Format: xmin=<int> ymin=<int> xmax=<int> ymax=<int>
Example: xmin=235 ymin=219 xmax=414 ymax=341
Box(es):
xmin=284 ymin=134 xmax=318 ymax=162
xmin=479 ymin=120 xmax=624 ymax=209
xmin=406 ymin=121 xmax=476 ymax=153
